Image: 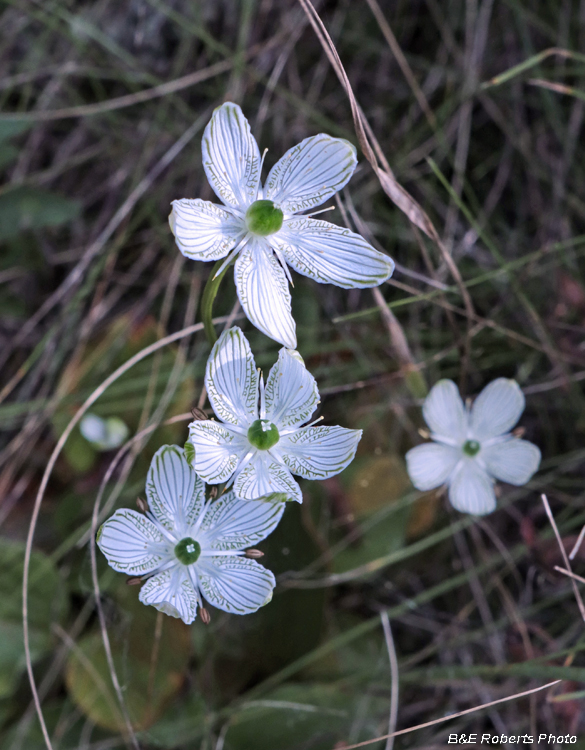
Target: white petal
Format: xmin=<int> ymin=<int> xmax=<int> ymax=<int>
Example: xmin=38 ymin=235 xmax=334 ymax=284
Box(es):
xmin=423 ymin=380 xmax=468 ymax=444
xmin=199 ymin=491 xmax=285 ymax=550
xmin=481 ymin=438 xmax=541 ymax=485
xmin=405 ymin=442 xmax=462 ymax=491
xmin=139 ymin=567 xmax=200 ymax=625
xmin=97 ymin=509 xmax=168 ymax=575
xmin=264 ymin=134 xmax=357 ymax=214
xmin=448 ymin=460 xmax=496 ymax=515
xmin=277 ymin=425 xmax=361 ymax=480
xmin=264 ymin=348 xmax=319 ymax=430
xmin=470 ymin=378 xmax=525 ymax=441
xmin=198 ymin=557 xmax=275 ymax=614
xmin=169 ymin=199 xmax=244 ymax=261
xmin=146 ymin=445 xmax=205 ymax=533
xmin=272 ymin=218 xmax=394 ymax=288
xmin=206 ymin=327 xmax=259 ymax=427
xmin=201 ymin=102 xmax=261 ymax=209
xmin=234 ymin=239 xmax=296 ymax=348
xmin=234 ymin=453 xmax=302 ymax=503
xmin=188 ymin=421 xmax=248 ymax=484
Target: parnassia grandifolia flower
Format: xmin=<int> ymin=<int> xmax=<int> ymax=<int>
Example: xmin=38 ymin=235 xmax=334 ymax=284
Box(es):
xmin=97 ymin=445 xmax=284 ymax=624
xmin=186 ymin=327 xmax=362 ymax=503
xmin=169 ymin=102 xmax=394 ymax=348
xmin=406 ymin=378 xmax=541 ymax=515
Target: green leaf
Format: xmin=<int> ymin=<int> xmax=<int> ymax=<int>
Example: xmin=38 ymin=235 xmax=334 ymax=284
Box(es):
xmin=0 ymin=187 xmax=80 ymax=241
xmin=332 ymin=455 xmax=412 ymax=573
xmin=65 ymin=586 xmax=192 ymax=731
xmin=0 ymin=144 xmax=18 ymax=170
xmin=224 ymin=683 xmax=385 ymax=750
xmin=0 ymin=539 xmax=68 ymax=630
xmin=0 ymin=120 xmax=32 ymax=142
xmin=0 ymin=621 xmax=50 ymax=699
xmin=0 ymin=540 xmax=68 ymax=698
xmin=138 ymin=692 xmax=207 ymax=748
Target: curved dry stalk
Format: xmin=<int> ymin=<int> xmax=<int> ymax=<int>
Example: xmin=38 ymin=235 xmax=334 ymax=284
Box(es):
xmin=541 ymin=494 xmax=585 ymax=623
xmin=0 ymin=112 xmax=210 ymax=394
xmin=380 ymin=612 xmax=399 ymax=750
xmin=22 ymin=320 xmax=218 ymax=750
xmin=296 ymin=0 xmax=476 ymax=387
xmin=337 ymin=679 xmax=560 ymax=750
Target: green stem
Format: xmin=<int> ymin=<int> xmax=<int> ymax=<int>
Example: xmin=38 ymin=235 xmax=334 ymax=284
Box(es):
xmin=200 ymin=258 xmax=233 ymax=345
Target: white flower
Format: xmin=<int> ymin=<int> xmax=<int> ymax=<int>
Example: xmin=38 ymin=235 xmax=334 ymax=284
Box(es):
xmin=169 ymin=102 xmax=395 ymax=348
xmin=80 ymin=413 xmax=129 ymax=451
xmin=187 ymin=327 xmax=362 ymax=503
xmin=97 ymin=444 xmax=284 ymax=624
xmin=405 ymin=378 xmax=541 ymax=515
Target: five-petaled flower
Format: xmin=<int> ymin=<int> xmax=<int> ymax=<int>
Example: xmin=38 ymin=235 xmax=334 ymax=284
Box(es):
xmin=187 ymin=327 xmax=362 ymax=503
xmin=97 ymin=445 xmax=284 ymax=624
xmin=405 ymin=378 xmax=541 ymax=515
xmin=169 ymin=102 xmax=395 ymax=348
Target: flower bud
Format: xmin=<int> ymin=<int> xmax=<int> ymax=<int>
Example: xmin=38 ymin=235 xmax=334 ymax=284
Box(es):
xmin=244 ymin=548 xmax=264 ymax=558
xmin=199 ymin=606 xmax=211 ymax=624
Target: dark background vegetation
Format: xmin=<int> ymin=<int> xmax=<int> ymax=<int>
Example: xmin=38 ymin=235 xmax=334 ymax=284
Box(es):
xmin=1 ymin=0 xmax=585 ymax=748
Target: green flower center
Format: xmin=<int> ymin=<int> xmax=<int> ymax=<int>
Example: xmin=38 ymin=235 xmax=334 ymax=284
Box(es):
xmin=247 ymin=419 xmax=280 ymax=450
xmin=245 ymin=200 xmax=284 ymax=236
xmin=174 ymin=537 xmax=201 ymax=565
xmin=462 ymin=439 xmax=481 ymax=457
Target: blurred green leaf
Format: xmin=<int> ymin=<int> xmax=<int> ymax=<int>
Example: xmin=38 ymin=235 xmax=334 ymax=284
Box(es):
xmin=0 ymin=144 xmax=18 ymax=170
xmin=0 ymin=621 xmax=48 ymax=700
xmin=0 ymin=121 xmax=32 ymax=142
xmin=0 ymin=187 xmax=80 ymax=241
xmin=224 ymin=683 xmax=385 ymax=750
xmin=332 ymin=455 xmax=411 ymax=573
xmin=197 ymin=503 xmax=326 ymax=702
xmin=0 ymin=539 xmax=68 ymax=630
xmin=139 ymin=692 xmax=207 ymax=748
xmin=0 ymin=539 xmax=68 ymax=698
xmin=65 ymin=585 xmax=192 ymax=731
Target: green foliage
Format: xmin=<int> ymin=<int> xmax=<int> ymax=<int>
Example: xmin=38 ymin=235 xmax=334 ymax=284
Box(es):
xmin=224 ymin=683 xmax=386 ymax=750
xmin=0 ymin=187 xmax=80 ymax=241
xmin=65 ymin=586 xmax=192 ymax=731
xmin=0 ymin=540 xmax=68 ymax=699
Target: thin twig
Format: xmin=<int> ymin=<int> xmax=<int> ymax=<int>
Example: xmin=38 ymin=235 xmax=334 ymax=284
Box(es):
xmin=541 ymin=494 xmax=585 ymax=623
xmin=380 ymin=612 xmax=399 ymax=750
xmin=336 ymin=680 xmax=560 ymax=750
xmin=23 ymin=319 xmax=230 ymax=750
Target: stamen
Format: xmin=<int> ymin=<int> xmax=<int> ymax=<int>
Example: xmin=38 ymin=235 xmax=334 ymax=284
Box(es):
xmin=200 ymin=549 xmax=242 ymax=557
xmin=304 ymin=415 xmax=324 ymax=428
xmin=271 ymin=244 xmax=294 ymax=286
xmin=227 ymin=450 xmax=255 ymax=488
xmin=146 ymin=512 xmax=178 ymax=544
xmin=304 ymin=205 xmax=335 ymax=218
xmin=257 ymin=148 xmax=269 ymax=200
xmin=259 ymin=372 xmax=266 ymax=420
xmin=190 ymin=498 xmax=211 ymax=537
xmin=244 ymin=549 xmax=264 ymax=559
xmin=212 ymin=235 xmax=248 ymax=279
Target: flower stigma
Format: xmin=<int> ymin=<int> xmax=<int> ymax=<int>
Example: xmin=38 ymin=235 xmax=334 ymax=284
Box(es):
xmin=463 ymin=439 xmax=481 ymax=457
xmin=174 ymin=537 xmax=202 ymax=565
xmin=248 ymin=419 xmax=280 ymax=450
xmin=245 ymin=200 xmax=284 ymax=236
